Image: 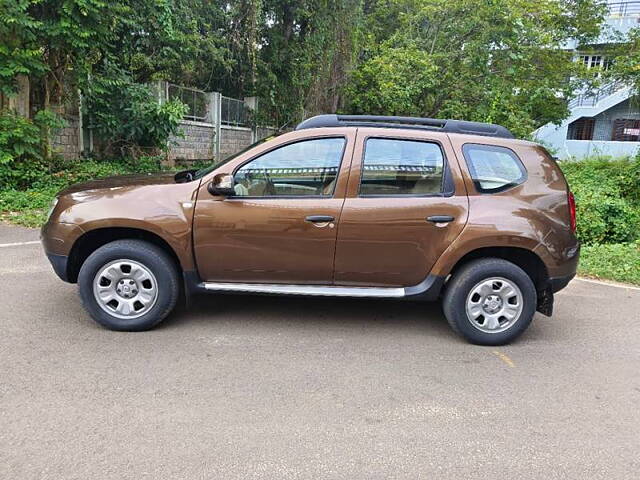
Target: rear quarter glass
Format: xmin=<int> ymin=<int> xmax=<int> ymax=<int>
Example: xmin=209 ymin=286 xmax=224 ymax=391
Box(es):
xmin=462 ymin=143 xmax=527 ymax=194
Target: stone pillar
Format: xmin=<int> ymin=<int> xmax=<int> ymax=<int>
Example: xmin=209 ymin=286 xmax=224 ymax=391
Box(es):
xmin=244 ymin=96 xmax=258 ymax=142
xmin=208 ymin=92 xmax=222 ymax=162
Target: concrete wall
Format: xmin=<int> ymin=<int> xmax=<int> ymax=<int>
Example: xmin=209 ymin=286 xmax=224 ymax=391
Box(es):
xmin=168 ymin=123 xmax=276 ymax=163
xmin=219 ymin=126 xmax=253 ymax=158
xmin=51 ymin=116 xmax=82 ymax=160
xmin=563 ymin=140 xmax=640 ymax=159
xmin=168 ymin=120 xmax=215 ymax=161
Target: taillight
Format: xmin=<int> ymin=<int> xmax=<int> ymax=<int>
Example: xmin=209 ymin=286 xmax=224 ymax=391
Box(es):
xmin=568 ymin=191 xmax=576 ymax=233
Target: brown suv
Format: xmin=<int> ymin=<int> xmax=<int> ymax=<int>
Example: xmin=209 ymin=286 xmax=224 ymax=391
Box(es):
xmin=41 ymin=115 xmax=579 ymax=345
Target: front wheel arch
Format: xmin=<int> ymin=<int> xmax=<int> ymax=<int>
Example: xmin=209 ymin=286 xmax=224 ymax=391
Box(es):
xmin=67 ymin=227 xmax=183 ymax=283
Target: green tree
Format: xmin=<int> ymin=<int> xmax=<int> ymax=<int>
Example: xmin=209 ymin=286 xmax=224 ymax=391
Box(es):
xmin=0 ymin=0 xmax=47 ymax=97
xmin=603 ymin=27 xmax=640 ymax=95
xmin=251 ymin=0 xmax=363 ymax=127
xmin=344 ymin=0 xmax=606 ymax=137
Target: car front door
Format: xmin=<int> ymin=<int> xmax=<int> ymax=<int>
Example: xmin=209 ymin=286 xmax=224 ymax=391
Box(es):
xmin=333 ymin=128 xmax=469 ymax=287
xmin=193 ymin=131 xmax=355 ymax=284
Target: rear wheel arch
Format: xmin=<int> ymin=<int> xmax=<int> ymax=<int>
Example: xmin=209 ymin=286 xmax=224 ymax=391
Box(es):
xmin=446 ymin=246 xmax=549 ymax=292
xmin=67 ymin=227 xmax=183 ymax=283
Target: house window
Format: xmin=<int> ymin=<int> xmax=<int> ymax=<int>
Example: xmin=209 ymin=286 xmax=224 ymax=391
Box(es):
xmin=577 ymin=55 xmax=611 ymax=70
xmin=611 ymin=119 xmax=640 ymax=142
xmin=567 ymin=118 xmax=595 ymax=140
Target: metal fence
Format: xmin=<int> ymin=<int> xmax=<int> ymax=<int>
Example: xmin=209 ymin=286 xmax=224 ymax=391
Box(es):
xmin=168 ymin=84 xmax=208 ymax=122
xmin=221 ymin=95 xmax=250 ymax=126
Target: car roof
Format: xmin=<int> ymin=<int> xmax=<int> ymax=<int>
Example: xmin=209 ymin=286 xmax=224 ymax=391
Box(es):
xmin=295 ymin=114 xmax=515 ymax=140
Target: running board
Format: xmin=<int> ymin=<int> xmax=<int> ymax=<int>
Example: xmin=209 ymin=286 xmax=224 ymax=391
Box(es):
xmin=187 ymin=273 xmax=444 ymax=301
xmin=202 ymin=282 xmax=405 ymax=298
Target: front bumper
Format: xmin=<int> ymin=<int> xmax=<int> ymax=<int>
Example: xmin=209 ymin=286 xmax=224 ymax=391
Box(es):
xmin=46 ymin=253 xmax=70 ymax=282
xmin=41 ymin=221 xmax=84 ymax=283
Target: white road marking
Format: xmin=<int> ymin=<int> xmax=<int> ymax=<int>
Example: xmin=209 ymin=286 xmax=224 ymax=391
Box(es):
xmin=576 ymin=277 xmax=640 ymax=291
xmin=0 ymin=240 xmax=41 ymax=248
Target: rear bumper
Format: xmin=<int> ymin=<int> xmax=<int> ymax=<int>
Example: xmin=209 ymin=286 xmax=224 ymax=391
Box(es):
xmin=549 ymin=273 xmax=575 ymax=293
xmin=46 ymin=253 xmax=70 ymax=282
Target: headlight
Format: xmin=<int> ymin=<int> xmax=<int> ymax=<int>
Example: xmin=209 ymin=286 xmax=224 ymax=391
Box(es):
xmin=46 ymin=197 xmax=59 ymax=221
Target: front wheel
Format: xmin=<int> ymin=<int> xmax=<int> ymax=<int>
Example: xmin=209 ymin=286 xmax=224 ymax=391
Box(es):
xmin=78 ymin=239 xmax=180 ymax=331
xmin=443 ymin=258 xmax=537 ymax=345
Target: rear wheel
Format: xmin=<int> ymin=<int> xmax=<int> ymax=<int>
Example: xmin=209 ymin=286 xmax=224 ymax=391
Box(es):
xmin=78 ymin=239 xmax=180 ymax=331
xmin=443 ymin=258 xmax=536 ymax=345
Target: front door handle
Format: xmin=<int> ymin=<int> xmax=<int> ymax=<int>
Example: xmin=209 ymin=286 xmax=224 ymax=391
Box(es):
xmin=427 ymin=215 xmax=455 ymax=223
xmin=305 ymin=215 xmax=335 ymax=223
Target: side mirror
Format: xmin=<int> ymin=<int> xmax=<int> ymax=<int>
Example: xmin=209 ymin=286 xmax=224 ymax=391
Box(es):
xmin=208 ymin=173 xmax=236 ymax=196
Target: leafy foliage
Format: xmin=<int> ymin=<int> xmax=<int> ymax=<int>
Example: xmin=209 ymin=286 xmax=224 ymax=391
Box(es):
xmin=602 ymin=27 xmax=640 ymax=95
xmin=0 ymin=110 xmax=64 ymax=189
xmin=82 ymin=64 xmax=187 ymax=156
xmin=560 ymin=157 xmax=640 ymax=245
xmin=0 ymin=0 xmax=611 ymax=134
xmin=0 ymin=0 xmax=47 ymax=96
xmin=344 ymin=0 xmax=606 ymax=137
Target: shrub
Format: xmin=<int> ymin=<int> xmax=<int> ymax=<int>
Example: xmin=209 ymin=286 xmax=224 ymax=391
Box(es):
xmin=560 ymin=156 xmax=640 ymax=245
xmin=0 ymin=110 xmax=64 ymax=189
xmin=82 ymin=63 xmax=187 ymax=157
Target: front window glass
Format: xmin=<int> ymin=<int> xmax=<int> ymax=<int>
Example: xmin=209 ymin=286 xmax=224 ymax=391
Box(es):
xmin=463 ymin=144 xmax=526 ymax=193
xmin=359 ymin=138 xmax=444 ymax=195
xmin=233 ymin=137 xmax=345 ymax=197
xmin=193 ymin=135 xmax=278 ymax=180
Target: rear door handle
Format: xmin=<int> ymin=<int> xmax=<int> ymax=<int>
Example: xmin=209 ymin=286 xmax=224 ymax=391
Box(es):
xmin=427 ymin=215 xmax=455 ymax=223
xmin=305 ymin=215 xmax=335 ymax=223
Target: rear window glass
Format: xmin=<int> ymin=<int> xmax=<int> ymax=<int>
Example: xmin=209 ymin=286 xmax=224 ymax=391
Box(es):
xmin=462 ymin=144 xmax=526 ymax=193
xmin=359 ymin=138 xmax=444 ymax=196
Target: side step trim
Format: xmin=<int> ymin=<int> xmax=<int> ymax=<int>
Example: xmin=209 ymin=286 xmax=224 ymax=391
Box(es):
xmin=202 ymin=282 xmax=405 ymax=298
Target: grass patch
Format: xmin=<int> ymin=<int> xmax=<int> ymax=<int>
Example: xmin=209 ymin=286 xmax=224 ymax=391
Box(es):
xmin=578 ymin=242 xmax=640 ymax=286
xmin=0 ymin=187 xmax=59 ymax=227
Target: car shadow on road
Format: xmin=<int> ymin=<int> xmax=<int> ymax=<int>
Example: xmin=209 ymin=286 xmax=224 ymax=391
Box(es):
xmin=159 ymin=292 xmax=456 ymax=339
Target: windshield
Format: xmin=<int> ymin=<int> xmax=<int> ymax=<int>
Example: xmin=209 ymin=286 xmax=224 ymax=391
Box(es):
xmin=194 ymin=135 xmax=279 ymax=179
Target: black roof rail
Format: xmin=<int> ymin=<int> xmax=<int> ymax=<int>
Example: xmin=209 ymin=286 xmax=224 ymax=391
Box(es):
xmin=295 ymin=114 xmax=515 ymax=139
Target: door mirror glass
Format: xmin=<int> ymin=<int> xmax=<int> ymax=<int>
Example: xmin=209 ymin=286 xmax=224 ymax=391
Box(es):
xmin=208 ymin=173 xmax=236 ymax=196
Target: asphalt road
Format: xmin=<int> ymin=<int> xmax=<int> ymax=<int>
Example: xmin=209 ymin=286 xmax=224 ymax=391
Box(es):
xmin=1 ymin=223 xmax=639 ymax=479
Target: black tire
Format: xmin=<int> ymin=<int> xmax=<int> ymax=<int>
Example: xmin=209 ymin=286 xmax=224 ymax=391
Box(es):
xmin=442 ymin=258 xmax=537 ymax=345
xmin=78 ymin=239 xmax=180 ymax=331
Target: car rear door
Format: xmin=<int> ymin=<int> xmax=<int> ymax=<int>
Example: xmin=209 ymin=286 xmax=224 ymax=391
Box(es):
xmin=193 ymin=130 xmax=356 ymax=284
xmin=333 ymin=128 xmax=469 ymax=287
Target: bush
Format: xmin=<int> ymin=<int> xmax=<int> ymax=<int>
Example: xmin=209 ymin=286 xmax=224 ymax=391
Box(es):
xmin=82 ymin=63 xmax=187 ymax=157
xmin=0 ymin=110 xmax=64 ymax=190
xmin=560 ymin=156 xmax=640 ymax=245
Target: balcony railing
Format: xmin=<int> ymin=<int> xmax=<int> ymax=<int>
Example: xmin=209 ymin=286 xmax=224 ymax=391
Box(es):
xmin=606 ymin=1 xmax=640 ymax=17
xmin=568 ymin=81 xmax=626 ymax=108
